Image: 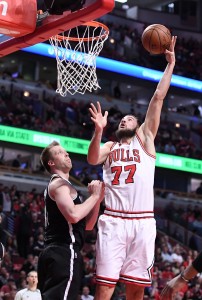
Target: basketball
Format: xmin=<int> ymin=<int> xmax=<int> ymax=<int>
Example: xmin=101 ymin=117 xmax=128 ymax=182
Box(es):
xmin=141 ymin=24 xmax=171 ymax=55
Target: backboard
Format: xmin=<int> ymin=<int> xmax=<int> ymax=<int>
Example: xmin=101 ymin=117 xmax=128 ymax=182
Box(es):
xmin=0 ymin=0 xmax=114 ymax=57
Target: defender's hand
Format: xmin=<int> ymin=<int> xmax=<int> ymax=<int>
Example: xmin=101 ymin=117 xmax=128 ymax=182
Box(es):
xmin=88 ymin=180 xmax=105 ymax=203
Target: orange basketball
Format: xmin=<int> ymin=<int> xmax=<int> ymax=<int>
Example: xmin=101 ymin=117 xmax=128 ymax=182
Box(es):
xmin=141 ymin=24 xmax=171 ymax=55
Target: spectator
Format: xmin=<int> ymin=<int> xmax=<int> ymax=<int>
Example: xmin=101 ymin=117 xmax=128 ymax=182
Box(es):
xmin=192 ymin=216 xmax=202 ymax=233
xmin=81 ymin=285 xmax=94 ymax=300
xmin=15 ymin=271 xmax=26 ymax=290
xmin=170 ymin=245 xmax=183 ymax=264
xmin=21 ymin=254 xmax=36 ymax=274
xmin=161 ymin=245 xmax=173 ymax=263
xmin=164 ymin=141 xmax=176 ymax=154
xmin=1 ymin=252 xmax=13 ymax=274
xmin=33 ymin=234 xmax=44 ymax=256
xmin=0 ymin=278 xmax=17 ymax=300
xmin=161 ymin=236 xmax=173 ymax=253
xmin=88 ymin=168 xmax=100 ymax=181
xmin=11 ymin=155 xmax=21 ymax=169
xmin=0 ymin=267 xmax=9 ymax=289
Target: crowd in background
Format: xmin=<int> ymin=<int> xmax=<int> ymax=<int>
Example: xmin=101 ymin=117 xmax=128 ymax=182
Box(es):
xmin=163 ymin=200 xmax=202 ymax=238
xmin=0 ymin=17 xmax=201 ymax=164
xmin=0 ymin=82 xmax=201 ymax=163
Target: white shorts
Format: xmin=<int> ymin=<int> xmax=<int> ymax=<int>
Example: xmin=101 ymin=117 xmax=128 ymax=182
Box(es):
xmin=95 ymin=214 xmax=156 ymax=287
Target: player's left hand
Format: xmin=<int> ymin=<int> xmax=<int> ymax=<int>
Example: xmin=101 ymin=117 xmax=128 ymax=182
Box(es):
xmin=89 ymin=101 xmax=108 ymax=131
xmin=165 ymin=36 xmax=177 ymax=64
xmin=88 ymin=180 xmax=105 ymax=203
xmin=160 ymin=274 xmax=186 ymax=300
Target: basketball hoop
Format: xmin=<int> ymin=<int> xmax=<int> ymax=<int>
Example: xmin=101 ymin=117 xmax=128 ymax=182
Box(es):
xmin=49 ymin=21 xmax=109 ymax=96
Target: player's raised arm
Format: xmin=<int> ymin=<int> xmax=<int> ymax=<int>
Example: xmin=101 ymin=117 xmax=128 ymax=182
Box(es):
xmin=141 ymin=36 xmax=177 ymax=141
xmin=87 ymin=101 xmax=112 ymax=165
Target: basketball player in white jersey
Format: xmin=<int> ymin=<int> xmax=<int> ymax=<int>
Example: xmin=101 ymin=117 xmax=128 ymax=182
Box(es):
xmin=87 ymin=36 xmax=177 ymax=300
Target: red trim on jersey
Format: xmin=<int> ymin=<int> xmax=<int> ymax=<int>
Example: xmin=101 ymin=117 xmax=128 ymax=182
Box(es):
xmin=96 ymin=275 xmax=117 ymax=282
xmin=103 ymin=214 xmax=154 ymax=220
xmin=110 ymin=141 xmax=117 ymax=151
xmin=135 ymin=133 xmax=156 ymax=159
xmin=120 ymin=274 xmax=150 ymax=282
xmin=103 ymin=141 xmax=117 ymax=166
xmin=105 ymin=207 xmax=154 ymax=214
xmin=119 ymin=278 xmax=151 ymax=287
xmin=96 ymin=275 xmax=118 ymax=286
xmin=104 ymin=207 xmax=154 ymax=219
xmin=120 ymin=274 xmax=151 ymax=286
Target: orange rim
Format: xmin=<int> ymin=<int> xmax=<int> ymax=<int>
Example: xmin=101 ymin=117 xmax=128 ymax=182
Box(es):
xmin=51 ymin=21 xmax=109 ymax=42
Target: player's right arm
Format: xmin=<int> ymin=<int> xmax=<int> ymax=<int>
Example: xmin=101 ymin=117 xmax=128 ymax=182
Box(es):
xmin=137 ymin=36 xmax=177 ymax=155
xmin=87 ymin=101 xmax=113 ymax=165
xmin=142 ymin=37 xmax=176 ymax=139
xmin=49 ymin=178 xmax=104 ymax=224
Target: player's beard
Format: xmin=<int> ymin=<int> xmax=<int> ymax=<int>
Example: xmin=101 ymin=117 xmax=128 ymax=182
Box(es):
xmin=115 ymin=128 xmax=137 ymax=141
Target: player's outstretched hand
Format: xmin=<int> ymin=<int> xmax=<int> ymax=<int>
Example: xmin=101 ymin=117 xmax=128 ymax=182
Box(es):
xmin=160 ymin=274 xmax=187 ymax=300
xmin=89 ymin=101 xmax=108 ymax=131
xmin=165 ymin=35 xmax=177 ymax=65
xmin=88 ymin=180 xmax=105 ymax=203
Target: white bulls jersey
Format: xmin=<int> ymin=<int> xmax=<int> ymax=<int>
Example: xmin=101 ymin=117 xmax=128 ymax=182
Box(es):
xmin=103 ymin=133 xmax=156 ymax=218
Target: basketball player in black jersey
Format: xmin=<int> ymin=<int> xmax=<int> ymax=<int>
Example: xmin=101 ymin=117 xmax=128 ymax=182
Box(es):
xmin=37 ymin=141 xmax=104 ymax=300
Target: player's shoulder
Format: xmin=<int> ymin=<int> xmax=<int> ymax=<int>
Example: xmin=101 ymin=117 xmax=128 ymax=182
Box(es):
xmin=50 ymin=174 xmax=69 ymax=184
xmin=49 ymin=175 xmax=71 ymax=193
xmin=50 ymin=176 xmax=62 ymax=187
xmin=103 ymin=141 xmax=115 ymax=148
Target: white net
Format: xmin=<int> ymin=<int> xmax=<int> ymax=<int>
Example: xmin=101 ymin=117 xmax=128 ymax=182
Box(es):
xmin=49 ymin=21 xmax=109 ymax=96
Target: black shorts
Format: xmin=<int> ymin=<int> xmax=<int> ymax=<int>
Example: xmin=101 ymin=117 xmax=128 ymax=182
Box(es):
xmin=38 ymin=243 xmax=83 ymax=300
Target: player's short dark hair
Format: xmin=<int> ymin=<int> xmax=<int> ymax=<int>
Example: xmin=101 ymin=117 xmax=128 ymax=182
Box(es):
xmin=40 ymin=141 xmax=59 ymax=173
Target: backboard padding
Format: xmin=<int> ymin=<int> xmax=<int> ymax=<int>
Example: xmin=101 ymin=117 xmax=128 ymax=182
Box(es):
xmin=0 ymin=0 xmax=114 ymax=57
